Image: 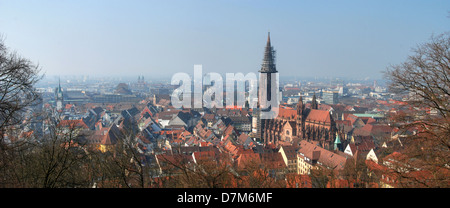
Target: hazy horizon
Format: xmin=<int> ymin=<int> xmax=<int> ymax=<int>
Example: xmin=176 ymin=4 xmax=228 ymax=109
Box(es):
xmin=1 ymin=0 xmax=449 ymax=80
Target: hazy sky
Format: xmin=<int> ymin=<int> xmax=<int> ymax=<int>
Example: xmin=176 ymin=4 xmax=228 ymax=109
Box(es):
xmin=0 ymin=0 xmax=449 ymax=80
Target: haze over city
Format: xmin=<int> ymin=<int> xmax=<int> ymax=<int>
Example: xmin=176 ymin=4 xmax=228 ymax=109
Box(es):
xmin=0 ymin=0 xmax=449 ymax=192
xmin=1 ymin=0 xmax=449 ymax=79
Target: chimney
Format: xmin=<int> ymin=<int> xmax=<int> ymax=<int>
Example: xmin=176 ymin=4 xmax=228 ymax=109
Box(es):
xmin=312 ymin=150 xmax=321 ymax=163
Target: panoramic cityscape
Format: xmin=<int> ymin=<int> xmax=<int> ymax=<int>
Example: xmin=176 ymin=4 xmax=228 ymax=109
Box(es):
xmin=0 ymin=0 xmax=449 ymax=193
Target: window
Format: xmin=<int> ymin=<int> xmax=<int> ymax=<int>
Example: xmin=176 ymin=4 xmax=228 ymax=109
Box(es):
xmin=286 ymin=130 xmax=290 ymax=135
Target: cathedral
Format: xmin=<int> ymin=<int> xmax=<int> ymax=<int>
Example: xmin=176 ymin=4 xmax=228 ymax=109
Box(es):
xmin=262 ymin=95 xmax=337 ymax=150
xmin=255 ymin=33 xmax=338 ymax=151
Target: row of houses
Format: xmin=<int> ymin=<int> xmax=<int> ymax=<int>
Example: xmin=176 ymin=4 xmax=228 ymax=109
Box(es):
xmin=50 ymin=93 xmax=447 ymax=188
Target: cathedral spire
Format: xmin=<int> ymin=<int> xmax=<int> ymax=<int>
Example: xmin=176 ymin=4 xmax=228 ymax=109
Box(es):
xmin=312 ymin=92 xmax=318 ymax=109
xmin=259 ymin=32 xmax=277 ymax=73
xmin=56 ymin=77 xmax=62 ymax=94
xmin=297 ymin=96 xmax=304 ymax=115
xmin=56 ymin=77 xmax=63 ymax=111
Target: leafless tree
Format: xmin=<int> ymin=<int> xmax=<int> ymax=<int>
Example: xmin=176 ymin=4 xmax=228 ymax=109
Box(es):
xmin=0 ymin=37 xmax=42 ymax=136
xmin=309 ymin=167 xmax=331 ymax=188
xmin=234 ymin=158 xmax=286 ymax=188
xmin=154 ymin=152 xmax=235 ymax=188
xmin=384 ymin=32 xmax=450 ymax=187
xmin=342 ymin=156 xmax=374 ymax=188
xmin=0 ymin=37 xmax=43 ymax=187
xmin=1 ymin=115 xmax=92 ymax=188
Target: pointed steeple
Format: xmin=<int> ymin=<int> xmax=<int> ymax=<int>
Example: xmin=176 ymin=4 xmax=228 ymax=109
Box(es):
xmin=56 ymin=77 xmax=63 ymax=111
xmin=334 ymin=133 xmax=342 ymax=151
xmin=311 ymin=92 xmax=318 ymax=109
xmin=259 ymin=32 xmax=277 ymax=73
xmin=297 ymin=96 xmax=304 ymax=116
xmin=56 ymin=77 xmax=63 ymax=95
xmin=56 ymin=77 xmax=62 ymax=93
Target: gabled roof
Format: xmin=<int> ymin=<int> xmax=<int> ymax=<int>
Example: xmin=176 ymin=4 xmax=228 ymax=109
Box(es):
xmin=360 ymin=124 xmax=393 ymax=136
xmin=298 ymin=140 xmax=347 ymax=170
xmin=203 ymin=113 xmax=215 ymax=121
xmin=346 ymin=138 xmax=375 ymax=156
xmin=278 ymin=106 xmax=297 ymax=120
xmin=236 ymin=152 xmax=261 ymax=169
xmin=58 ymin=119 xmax=89 ymax=129
xmin=156 ymin=110 xmax=181 ymax=120
xmin=359 ymin=117 xmax=377 ymax=125
xmin=283 ymin=121 xmax=297 ymax=136
xmin=318 ymin=104 xmax=332 ymax=111
xmin=101 ymin=124 xmax=123 ymax=145
xmin=260 ymin=152 xmax=286 ymax=169
xmin=352 ymin=127 xmax=371 ymax=137
xmin=306 ymin=109 xmax=331 ymax=123
xmin=192 ymin=151 xmax=216 ymax=163
xmin=237 ymin=133 xmax=250 ymax=144
xmin=279 ymin=145 xmax=298 ymax=160
xmin=344 ymin=114 xmax=359 ymax=125
xmin=223 ymin=125 xmax=236 ymax=136
xmin=140 ymin=106 xmax=154 ymax=118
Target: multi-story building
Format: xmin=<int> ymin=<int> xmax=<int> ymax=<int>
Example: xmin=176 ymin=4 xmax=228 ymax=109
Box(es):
xmin=296 ymin=140 xmax=347 ymax=175
xmin=322 ymin=90 xmax=339 ymax=104
xmin=263 ymin=96 xmax=338 ymax=150
xmin=279 ymin=145 xmax=298 ymax=173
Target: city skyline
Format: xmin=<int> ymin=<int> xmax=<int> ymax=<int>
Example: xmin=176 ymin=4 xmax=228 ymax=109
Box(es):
xmin=0 ymin=1 xmax=448 ymax=189
xmin=1 ymin=0 xmax=449 ymax=79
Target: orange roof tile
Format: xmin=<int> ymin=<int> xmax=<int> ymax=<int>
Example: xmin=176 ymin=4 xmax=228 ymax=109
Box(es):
xmin=58 ymin=119 xmax=89 ymax=129
xmin=306 ymin=109 xmax=331 ymax=123
xmin=278 ymin=106 xmax=297 ymax=120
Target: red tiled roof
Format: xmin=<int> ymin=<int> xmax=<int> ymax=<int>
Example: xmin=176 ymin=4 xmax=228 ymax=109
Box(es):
xmin=360 ymin=117 xmax=377 ymax=124
xmin=306 ymin=109 xmax=331 ymax=123
xmin=361 ymin=124 xmax=393 ymax=134
xmin=298 ymin=140 xmax=347 ymax=170
xmin=365 ymin=160 xmax=387 ymax=172
xmin=58 ymin=119 xmax=89 ymax=129
xmin=203 ymin=113 xmax=215 ymax=121
xmin=193 ymin=151 xmax=216 ymax=163
xmin=260 ymin=152 xmax=286 ymax=169
xmin=353 ymin=128 xmax=371 ymax=136
xmin=278 ymin=106 xmax=297 ymax=120
xmin=336 ymin=120 xmax=351 ymax=126
xmin=236 ymin=152 xmax=261 ymax=169
xmin=344 ymin=114 xmax=359 ymax=125
xmin=238 ymin=133 xmax=249 ymax=144
xmin=100 ymin=124 xmax=123 ymax=145
xmin=140 ymin=106 xmax=153 ymax=117
xmin=223 ymin=125 xmax=235 ymax=136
